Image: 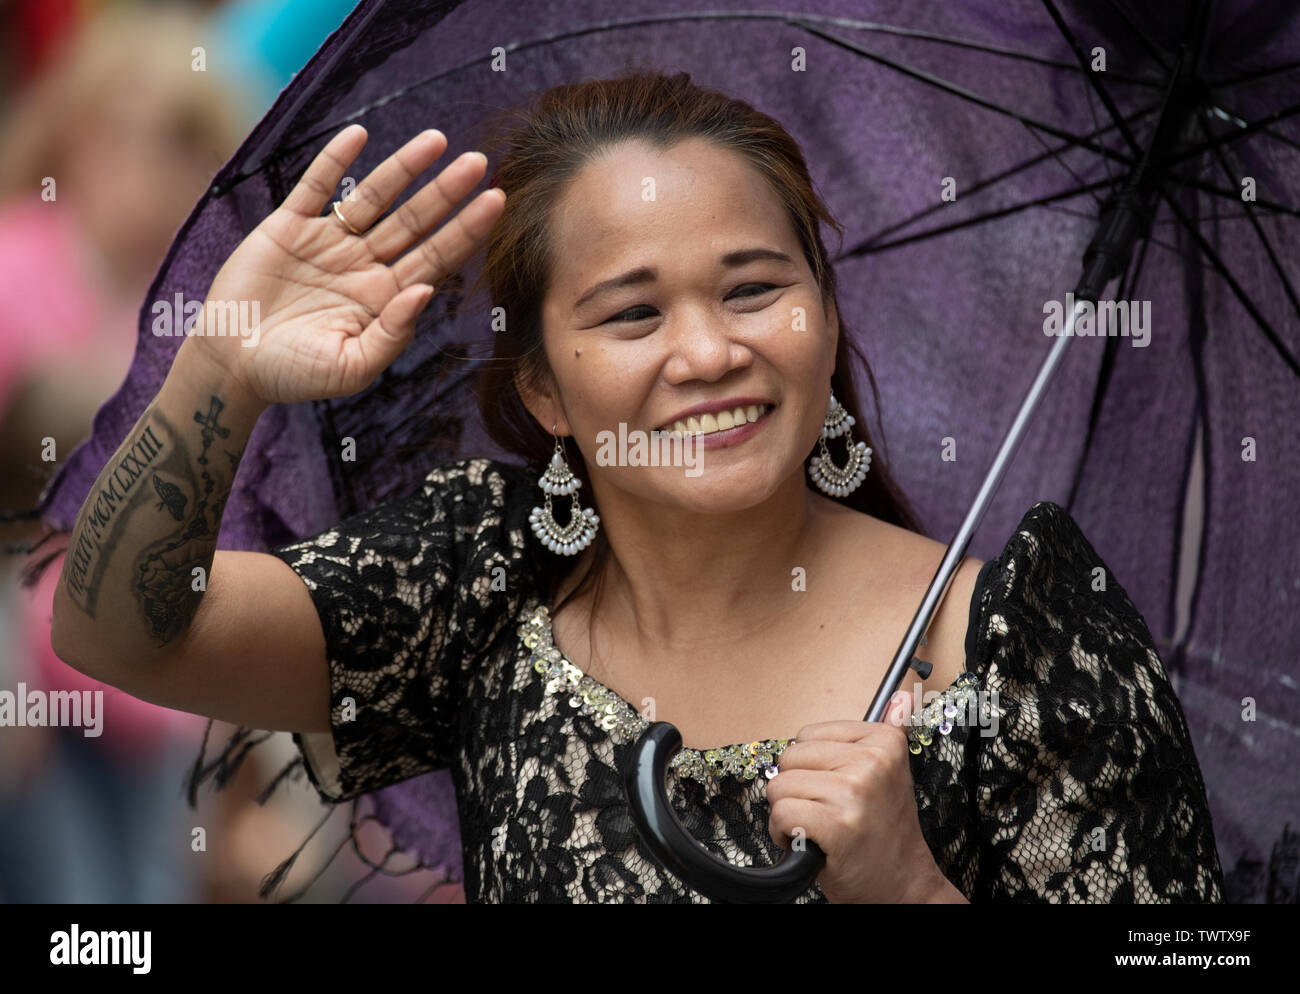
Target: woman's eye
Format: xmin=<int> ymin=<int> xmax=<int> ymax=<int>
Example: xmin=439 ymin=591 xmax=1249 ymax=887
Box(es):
xmin=605 ymin=306 xmax=657 ymax=324
xmin=602 ymin=284 xmax=779 ymax=323
xmin=729 ymin=283 xmax=779 ymax=298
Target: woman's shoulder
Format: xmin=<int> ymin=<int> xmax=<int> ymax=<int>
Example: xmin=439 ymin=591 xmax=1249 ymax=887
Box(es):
xmin=847 ymin=497 xmax=1140 ymax=692
xmin=961 ymin=501 xmax=1224 ymax=901
xmin=824 ymin=505 xmax=986 ymax=700
xmin=968 ymin=498 xmax=1166 ymax=688
xmin=416 ymin=455 xmax=546 ymax=529
xmin=983 ymin=499 xmax=1103 ymax=590
xmin=287 ymin=456 xmax=539 ymax=542
xmin=825 ymin=496 xmax=1105 ymax=603
xmin=980 ymin=499 xmax=1142 ymax=632
xmin=284 ymin=456 xmax=545 ymax=571
xmin=417 ymin=455 xmax=557 ymax=581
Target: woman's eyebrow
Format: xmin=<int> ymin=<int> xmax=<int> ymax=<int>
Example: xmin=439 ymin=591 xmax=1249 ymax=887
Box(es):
xmin=572 ymin=248 xmax=794 ymax=310
xmin=573 ymin=267 xmax=655 ymax=310
xmin=719 ymin=247 xmax=794 ymax=268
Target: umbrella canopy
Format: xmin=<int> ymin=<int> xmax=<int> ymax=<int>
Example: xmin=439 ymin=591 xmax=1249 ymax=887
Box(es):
xmin=35 ymin=0 xmax=1300 ymax=901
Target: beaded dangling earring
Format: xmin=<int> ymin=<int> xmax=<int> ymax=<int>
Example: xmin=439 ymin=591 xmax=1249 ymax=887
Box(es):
xmin=530 ymin=428 xmax=601 ymax=556
xmin=807 ymin=389 xmax=872 ymax=497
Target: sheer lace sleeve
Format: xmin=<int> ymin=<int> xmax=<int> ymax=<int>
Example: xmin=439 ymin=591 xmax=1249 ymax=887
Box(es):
xmin=267 ymin=457 xmax=541 ymax=803
xmin=968 ymin=501 xmax=1224 ymax=903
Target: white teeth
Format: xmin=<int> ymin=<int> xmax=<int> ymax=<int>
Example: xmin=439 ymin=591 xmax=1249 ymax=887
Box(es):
xmin=661 ymin=403 xmax=771 ymax=436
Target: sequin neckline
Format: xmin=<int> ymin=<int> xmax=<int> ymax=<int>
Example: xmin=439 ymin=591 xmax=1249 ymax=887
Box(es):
xmin=517 ymin=601 xmax=791 ymax=784
xmin=516 ymin=599 xmax=984 ymax=784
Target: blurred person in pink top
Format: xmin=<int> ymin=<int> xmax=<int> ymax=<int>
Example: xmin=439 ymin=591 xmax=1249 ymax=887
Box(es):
xmin=0 ymin=3 xmax=264 ymax=902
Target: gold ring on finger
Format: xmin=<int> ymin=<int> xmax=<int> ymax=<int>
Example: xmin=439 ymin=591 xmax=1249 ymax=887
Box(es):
xmin=331 ymin=200 xmax=364 ymax=236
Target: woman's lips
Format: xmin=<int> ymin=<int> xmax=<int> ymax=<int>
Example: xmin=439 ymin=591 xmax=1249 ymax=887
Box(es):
xmin=658 ymin=403 xmax=775 ymax=450
xmin=656 ymin=402 xmax=774 ymax=436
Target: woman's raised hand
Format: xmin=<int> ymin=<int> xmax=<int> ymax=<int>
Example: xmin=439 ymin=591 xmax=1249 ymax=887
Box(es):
xmin=190 ymin=125 xmax=504 ymax=405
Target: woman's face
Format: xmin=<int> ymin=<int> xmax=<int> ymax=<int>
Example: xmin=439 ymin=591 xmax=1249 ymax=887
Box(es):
xmin=528 ymin=136 xmax=837 ymax=514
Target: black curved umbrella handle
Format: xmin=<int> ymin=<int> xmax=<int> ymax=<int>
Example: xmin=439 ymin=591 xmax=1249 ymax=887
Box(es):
xmin=624 ymin=721 xmax=826 ymax=903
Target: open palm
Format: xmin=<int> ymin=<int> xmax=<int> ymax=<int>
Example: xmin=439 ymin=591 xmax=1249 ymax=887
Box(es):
xmin=194 ymin=124 xmax=505 ymax=404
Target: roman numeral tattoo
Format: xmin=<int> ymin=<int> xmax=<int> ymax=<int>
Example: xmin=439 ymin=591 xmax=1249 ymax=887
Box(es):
xmin=64 ymin=395 xmax=244 ymax=647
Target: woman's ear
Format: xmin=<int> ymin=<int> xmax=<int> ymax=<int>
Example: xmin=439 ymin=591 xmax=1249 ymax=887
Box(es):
xmin=515 ymin=368 xmax=570 ymax=436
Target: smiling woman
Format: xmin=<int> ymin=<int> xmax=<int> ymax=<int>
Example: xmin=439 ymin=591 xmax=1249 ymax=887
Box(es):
xmin=470 ymin=73 xmax=923 ymax=614
xmin=300 ymin=70 xmax=1215 ymax=903
xmin=50 ymin=69 xmax=1224 ymax=903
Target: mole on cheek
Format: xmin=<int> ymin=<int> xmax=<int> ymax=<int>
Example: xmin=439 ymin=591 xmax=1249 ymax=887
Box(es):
xmin=574 ymin=348 xmax=582 ymax=357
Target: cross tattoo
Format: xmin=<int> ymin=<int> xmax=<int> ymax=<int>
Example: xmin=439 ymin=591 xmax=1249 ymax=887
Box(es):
xmin=193 ymin=397 xmax=230 ymax=466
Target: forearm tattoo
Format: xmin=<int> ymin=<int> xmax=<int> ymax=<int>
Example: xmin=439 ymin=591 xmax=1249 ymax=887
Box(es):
xmin=64 ymin=395 xmax=244 ymax=647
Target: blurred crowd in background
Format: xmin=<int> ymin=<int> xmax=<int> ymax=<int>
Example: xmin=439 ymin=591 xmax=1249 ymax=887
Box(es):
xmin=0 ymin=0 xmax=462 ymax=903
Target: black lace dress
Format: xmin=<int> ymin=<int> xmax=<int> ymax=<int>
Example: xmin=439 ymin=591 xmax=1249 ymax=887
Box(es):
xmin=200 ymin=457 xmax=1224 ymax=903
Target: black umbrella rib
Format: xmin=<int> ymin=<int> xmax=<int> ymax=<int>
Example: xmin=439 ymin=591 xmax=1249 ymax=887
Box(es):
xmin=487 ymin=11 xmax=1162 ymax=84
xmin=1153 ymin=210 xmax=1287 ymax=224
xmin=1160 ymin=189 xmax=1300 ymax=380
xmin=1078 ymin=73 xmax=1120 ymax=193
xmin=966 ymin=199 xmax=1205 ymax=268
xmin=1210 ymin=57 xmax=1300 ymax=89
xmin=1165 ymin=99 xmax=1300 ymax=166
xmin=1159 ymin=174 xmax=1300 ymax=219
xmin=783 ymin=13 xmax=1157 ymax=83
xmin=216 ymin=10 xmax=1162 ymax=190
xmin=1023 ymin=122 xmax=1105 ymax=205
xmin=861 ymin=103 xmax=1158 ymax=247
xmin=1040 ymin=0 xmax=1143 ymax=156
xmin=1040 ymin=202 xmax=1199 ymax=261
xmin=1029 ymin=0 xmax=1150 ymax=200
xmin=232 ymin=11 xmax=1169 ymax=192
xmin=840 ymin=179 xmax=1112 ymax=257
xmin=790 ymin=20 xmax=1137 ymax=171
xmin=1204 ymin=99 xmax=1300 ymax=156
xmin=1101 ymin=0 xmax=1172 ymax=74
xmin=1256 ymin=125 xmax=1300 ymax=156
xmin=1196 ymin=116 xmax=1300 ymax=325
xmin=1157 ymin=99 xmax=1300 ymax=216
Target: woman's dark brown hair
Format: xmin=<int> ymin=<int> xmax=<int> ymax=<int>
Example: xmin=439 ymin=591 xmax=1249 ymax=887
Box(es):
xmin=468 ymin=69 xmax=923 ymax=631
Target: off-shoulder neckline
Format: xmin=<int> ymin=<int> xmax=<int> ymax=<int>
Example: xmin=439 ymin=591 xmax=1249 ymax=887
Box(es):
xmin=514 ymin=561 xmax=993 ymax=782
xmin=495 ymin=478 xmax=1098 ymax=782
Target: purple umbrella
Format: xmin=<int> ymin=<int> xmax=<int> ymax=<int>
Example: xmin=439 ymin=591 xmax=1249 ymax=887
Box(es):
xmin=29 ymin=0 xmax=1300 ymax=901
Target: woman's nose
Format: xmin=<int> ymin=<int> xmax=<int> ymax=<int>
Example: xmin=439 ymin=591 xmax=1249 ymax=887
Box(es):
xmin=661 ymin=308 xmax=751 ymax=381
